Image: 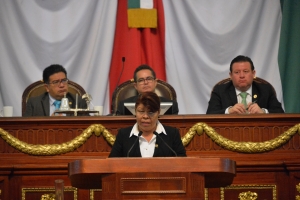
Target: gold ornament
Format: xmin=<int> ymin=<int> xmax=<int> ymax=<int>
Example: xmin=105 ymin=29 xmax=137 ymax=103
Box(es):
xmin=1 ymin=122 xmax=300 ymax=155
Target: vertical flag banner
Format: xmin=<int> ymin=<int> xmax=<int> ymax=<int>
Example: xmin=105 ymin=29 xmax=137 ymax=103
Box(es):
xmin=278 ymin=0 xmax=300 ymax=113
xmin=109 ymin=0 xmax=166 ymax=113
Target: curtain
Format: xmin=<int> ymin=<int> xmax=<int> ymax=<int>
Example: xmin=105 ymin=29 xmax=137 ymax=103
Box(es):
xmin=0 ymin=0 xmax=285 ymax=116
xmin=109 ymin=0 xmax=166 ymax=101
xmin=278 ymin=0 xmax=300 ymax=113
xmin=163 ymin=0 xmax=283 ymax=114
xmin=0 ymin=0 xmax=117 ymax=115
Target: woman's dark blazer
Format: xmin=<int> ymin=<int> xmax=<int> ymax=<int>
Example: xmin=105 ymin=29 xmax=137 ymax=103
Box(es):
xmin=109 ymin=125 xmax=186 ymax=157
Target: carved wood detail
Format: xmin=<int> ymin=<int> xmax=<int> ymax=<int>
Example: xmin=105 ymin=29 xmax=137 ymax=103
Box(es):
xmin=0 ymin=114 xmax=300 ymax=199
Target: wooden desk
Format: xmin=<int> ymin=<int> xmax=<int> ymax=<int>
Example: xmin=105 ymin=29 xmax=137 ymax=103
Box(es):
xmin=69 ymin=158 xmax=235 ymax=199
xmin=0 ymin=114 xmax=300 ymax=199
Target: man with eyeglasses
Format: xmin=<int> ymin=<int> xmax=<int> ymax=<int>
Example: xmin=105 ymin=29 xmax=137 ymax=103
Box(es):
xmin=115 ymin=65 xmax=179 ymax=115
xmin=24 ymin=64 xmax=87 ymax=116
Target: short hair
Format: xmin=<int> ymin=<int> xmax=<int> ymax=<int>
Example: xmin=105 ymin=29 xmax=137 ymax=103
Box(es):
xmin=133 ymin=64 xmax=156 ymax=82
xmin=43 ymin=64 xmax=67 ymax=83
xmin=135 ymin=92 xmax=160 ymax=112
xmin=230 ymin=55 xmax=255 ymax=72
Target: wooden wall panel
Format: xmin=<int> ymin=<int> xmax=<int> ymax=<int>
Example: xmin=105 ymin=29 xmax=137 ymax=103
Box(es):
xmin=0 ymin=114 xmax=300 ymax=199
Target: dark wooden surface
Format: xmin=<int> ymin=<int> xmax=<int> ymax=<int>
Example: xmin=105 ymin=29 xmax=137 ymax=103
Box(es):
xmin=69 ymin=158 xmax=235 ymax=186
xmin=1 ymin=114 xmax=300 ymax=199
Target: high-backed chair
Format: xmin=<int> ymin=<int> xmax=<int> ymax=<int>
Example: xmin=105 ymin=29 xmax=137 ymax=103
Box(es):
xmin=22 ymin=80 xmax=86 ymax=116
xmin=211 ymin=77 xmax=276 ymax=96
xmin=111 ymin=79 xmax=177 ymax=114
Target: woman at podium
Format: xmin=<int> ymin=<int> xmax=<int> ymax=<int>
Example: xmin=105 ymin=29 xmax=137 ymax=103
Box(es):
xmin=109 ymin=92 xmax=186 ymax=157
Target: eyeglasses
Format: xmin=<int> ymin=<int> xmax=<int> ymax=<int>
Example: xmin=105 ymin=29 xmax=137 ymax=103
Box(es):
xmin=136 ymin=110 xmax=157 ymax=118
xmin=47 ymin=78 xmax=68 ymax=86
xmin=136 ymin=76 xmax=155 ymax=85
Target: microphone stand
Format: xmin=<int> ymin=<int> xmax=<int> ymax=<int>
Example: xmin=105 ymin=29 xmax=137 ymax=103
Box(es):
xmin=127 ymin=131 xmax=143 ymax=157
xmin=154 ymin=131 xmax=177 ymax=157
xmin=112 ymin=57 xmax=126 ymax=115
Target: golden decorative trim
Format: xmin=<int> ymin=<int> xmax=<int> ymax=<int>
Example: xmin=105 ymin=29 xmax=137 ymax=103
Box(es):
xmin=22 ymin=187 xmax=77 ymax=200
xmin=89 ymin=189 xmax=102 ymax=200
xmin=0 ymin=124 xmax=115 ymax=156
xmin=296 ymin=183 xmax=300 ymax=200
xmin=40 ymin=193 xmax=55 ymax=200
xmin=182 ymin=122 xmax=300 ymax=153
xmin=1 ymin=123 xmax=300 ymax=155
xmin=221 ymin=184 xmax=276 ymax=200
xmin=238 ymin=191 xmax=258 ymax=200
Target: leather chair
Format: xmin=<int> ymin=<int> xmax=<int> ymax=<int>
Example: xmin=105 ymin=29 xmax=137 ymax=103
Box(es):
xmin=22 ymin=80 xmax=86 ymax=116
xmin=211 ymin=77 xmax=276 ymax=95
xmin=111 ymin=79 xmax=177 ymax=114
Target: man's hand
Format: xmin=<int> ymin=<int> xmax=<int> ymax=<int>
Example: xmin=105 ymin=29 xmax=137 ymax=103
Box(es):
xmin=229 ymin=103 xmax=247 ymax=114
xmin=247 ymin=102 xmax=264 ymax=114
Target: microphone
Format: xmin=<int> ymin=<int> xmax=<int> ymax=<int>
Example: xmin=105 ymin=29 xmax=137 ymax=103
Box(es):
xmin=153 ymin=131 xmax=177 ymax=157
xmin=127 ymin=131 xmax=143 ymax=157
xmin=112 ymin=57 xmax=126 ymax=114
xmin=116 ymin=57 xmax=125 ymax=89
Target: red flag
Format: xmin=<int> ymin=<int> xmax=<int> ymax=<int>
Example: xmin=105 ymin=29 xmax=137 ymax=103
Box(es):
xmin=109 ymin=0 xmax=166 ymax=112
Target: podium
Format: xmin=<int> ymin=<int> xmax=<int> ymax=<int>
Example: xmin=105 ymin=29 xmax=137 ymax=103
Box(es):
xmin=68 ymin=157 xmax=235 ymax=199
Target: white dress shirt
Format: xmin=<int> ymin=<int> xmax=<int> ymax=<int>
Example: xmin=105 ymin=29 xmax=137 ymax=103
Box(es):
xmin=129 ymin=121 xmax=167 ymax=157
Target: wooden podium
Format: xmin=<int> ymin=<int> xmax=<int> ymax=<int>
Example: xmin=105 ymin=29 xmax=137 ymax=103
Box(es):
xmin=68 ymin=157 xmax=236 ymax=199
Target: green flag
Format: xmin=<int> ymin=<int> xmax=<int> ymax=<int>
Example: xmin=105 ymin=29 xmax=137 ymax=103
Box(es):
xmin=278 ymin=0 xmax=300 ymax=113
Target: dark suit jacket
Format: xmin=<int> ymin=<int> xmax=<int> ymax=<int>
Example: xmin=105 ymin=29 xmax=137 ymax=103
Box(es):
xmin=108 ymin=125 xmax=186 ymax=157
xmin=116 ymin=96 xmax=179 ymax=115
xmin=24 ymin=92 xmax=87 ymax=116
xmin=206 ymin=81 xmax=284 ymax=114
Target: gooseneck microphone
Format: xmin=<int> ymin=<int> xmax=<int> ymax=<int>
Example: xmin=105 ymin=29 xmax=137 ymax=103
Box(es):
xmin=153 ymin=131 xmax=177 ymax=157
xmin=112 ymin=57 xmax=126 ymax=115
xmin=116 ymin=57 xmax=125 ymax=89
xmin=127 ymin=131 xmax=143 ymax=157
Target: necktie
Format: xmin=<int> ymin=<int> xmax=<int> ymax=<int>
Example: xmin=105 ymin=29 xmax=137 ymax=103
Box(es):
xmin=240 ymin=92 xmax=247 ymax=108
xmin=54 ymin=100 xmax=61 ymax=110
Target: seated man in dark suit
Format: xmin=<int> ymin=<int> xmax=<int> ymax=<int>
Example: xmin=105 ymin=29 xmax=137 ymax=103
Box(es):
xmin=206 ymin=55 xmax=284 ymax=114
xmin=24 ymin=64 xmax=87 ymax=116
xmin=116 ymin=65 xmax=179 ymax=115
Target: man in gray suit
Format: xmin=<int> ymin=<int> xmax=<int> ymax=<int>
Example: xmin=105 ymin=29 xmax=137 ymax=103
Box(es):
xmin=24 ymin=64 xmax=87 ymax=116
